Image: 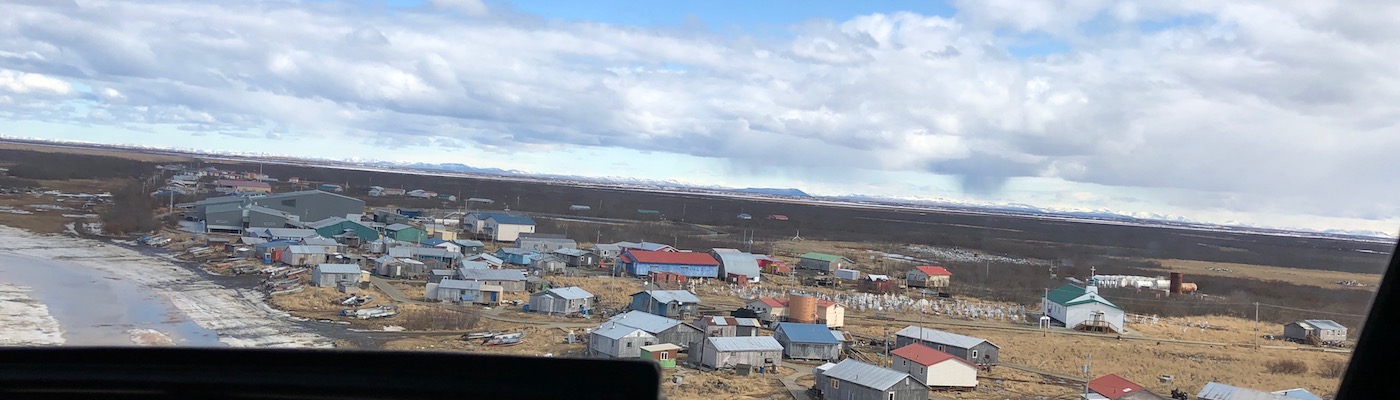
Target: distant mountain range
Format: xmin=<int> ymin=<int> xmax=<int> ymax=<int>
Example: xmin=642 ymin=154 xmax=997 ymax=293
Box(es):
xmin=734 ymin=188 xmax=811 ymax=197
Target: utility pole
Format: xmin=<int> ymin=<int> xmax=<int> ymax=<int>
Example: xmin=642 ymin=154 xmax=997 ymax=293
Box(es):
xmin=1082 ymin=353 xmax=1092 ymax=399
xmin=1255 ymin=302 xmax=1260 ymax=347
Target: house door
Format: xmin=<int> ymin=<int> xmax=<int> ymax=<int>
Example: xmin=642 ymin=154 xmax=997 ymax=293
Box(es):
xmin=489 ymin=292 xmax=498 ymax=302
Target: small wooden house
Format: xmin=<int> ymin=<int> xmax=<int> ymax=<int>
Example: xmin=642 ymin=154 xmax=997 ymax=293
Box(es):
xmin=529 ymin=286 xmax=595 ymax=315
xmin=906 ymin=266 xmax=951 ymax=289
xmin=890 ymin=344 xmax=977 ymax=389
xmin=640 ymin=343 xmax=681 ymax=369
xmin=1284 ymin=320 xmax=1348 ymax=344
xmin=774 ymin=323 xmax=842 ymax=361
xmin=894 ymin=326 xmax=1000 ymax=365
xmin=816 ymin=359 xmax=927 ymax=400
xmin=696 ymin=336 xmax=783 ymax=370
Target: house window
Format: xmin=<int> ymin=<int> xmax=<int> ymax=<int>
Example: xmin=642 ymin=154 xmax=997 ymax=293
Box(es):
xmin=660 ymin=352 xmax=669 ymax=360
xmin=971 ymin=350 xmax=979 ymax=359
xmin=937 ymin=345 xmax=946 ymax=351
xmin=888 ymin=393 xmax=895 ymax=400
xmin=830 ymin=380 xmax=838 ymax=389
xmin=901 ymin=360 xmax=906 ymax=366
xmin=626 ymin=342 xmax=633 ymax=348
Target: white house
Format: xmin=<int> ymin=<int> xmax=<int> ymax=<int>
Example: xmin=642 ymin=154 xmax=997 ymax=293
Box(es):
xmin=1043 ymin=283 xmax=1125 ymax=333
xmin=589 ymin=323 xmax=657 ymax=359
xmin=890 ymin=343 xmax=978 ymax=389
xmin=462 ymin=211 xmax=536 ymax=242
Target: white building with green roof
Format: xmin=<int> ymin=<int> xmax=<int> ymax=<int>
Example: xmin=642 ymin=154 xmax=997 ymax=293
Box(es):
xmin=1042 ymin=283 xmax=1125 ymax=333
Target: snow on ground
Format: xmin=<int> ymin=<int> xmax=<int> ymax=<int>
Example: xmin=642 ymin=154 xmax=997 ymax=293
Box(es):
xmin=128 ymin=328 xmax=176 ymax=346
xmin=904 ymin=245 xmax=1054 ymax=265
xmin=0 ymin=226 xmax=331 ymax=348
xmin=0 ymin=283 xmax=65 ymax=346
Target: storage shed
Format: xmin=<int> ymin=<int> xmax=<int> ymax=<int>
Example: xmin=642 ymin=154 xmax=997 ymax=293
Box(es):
xmin=906 ymin=266 xmax=952 ymax=289
xmin=433 ymin=279 xmax=503 ymax=305
xmin=280 ymin=245 xmax=331 ymax=266
xmin=553 ymin=248 xmax=600 ymax=268
xmin=774 ymin=323 xmax=842 ymax=361
xmin=1283 ymin=320 xmax=1348 ymax=345
xmin=456 ymin=269 xmax=529 ymax=293
xmin=816 ymin=359 xmax=928 ymax=400
xmin=529 ymin=287 xmax=595 ymax=315
xmin=694 ymin=316 xmax=761 ymax=337
xmin=797 ymin=252 xmax=853 ymax=273
xmin=696 ymin=336 xmax=783 ymax=370
xmin=601 ymin=311 xmax=705 ymax=350
xmin=311 ymin=264 xmax=362 ymax=288
xmin=894 ymin=326 xmax=1000 ymax=365
xmin=640 ymin=343 xmax=681 ymax=369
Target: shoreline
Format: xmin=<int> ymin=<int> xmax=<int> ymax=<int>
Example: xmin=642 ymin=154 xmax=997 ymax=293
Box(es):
xmin=0 ymin=282 xmax=64 ymax=346
xmin=0 ymin=225 xmax=333 ymax=348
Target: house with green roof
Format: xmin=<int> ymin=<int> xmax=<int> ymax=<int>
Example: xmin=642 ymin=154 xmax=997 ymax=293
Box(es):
xmin=1042 ymin=283 xmax=1125 ymax=333
xmin=797 ymin=252 xmax=853 ymax=273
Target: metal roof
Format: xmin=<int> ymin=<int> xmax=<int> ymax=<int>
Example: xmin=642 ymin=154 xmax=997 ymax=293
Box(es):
xmin=636 ymin=290 xmax=700 ymax=304
xmin=285 ymin=245 xmax=328 ymax=254
xmin=895 ymin=326 xmax=998 ymax=349
xmin=799 ymin=252 xmax=848 ymax=263
xmin=315 ymin=264 xmax=361 ymax=274
xmin=592 ymin=244 xmax=620 ymax=252
xmin=711 ymin=248 xmax=742 ymax=254
xmin=776 ymin=323 xmax=840 ymax=344
xmin=437 ymin=279 xmax=482 ymax=290
xmin=706 ymin=336 xmax=782 ymax=352
xmin=459 ymin=261 xmax=490 ymax=270
xmin=821 ymin=359 xmax=911 ymax=391
xmin=713 ymin=252 xmax=761 ymax=277
xmin=306 ymin=217 xmax=350 ymax=229
xmin=430 ymin=269 xmax=455 ymax=276
xmin=553 ymin=248 xmax=595 ymax=257
xmin=258 ymin=189 xmax=361 ymax=203
xmin=484 ymin=213 xmax=535 ymax=225
xmin=1087 ymin=374 xmax=1146 ymax=400
xmin=451 ymin=239 xmax=485 ymax=247
xmin=1272 ymin=389 xmax=1323 ymax=400
xmin=592 ymin=323 xmax=654 ymax=340
xmin=419 ymin=238 xmax=448 ymax=246
xmin=915 ymin=266 xmax=952 ymax=276
xmin=1047 ymin=284 xmax=1121 ymax=310
xmin=622 ymin=250 xmax=718 ymax=266
xmin=890 ymin=344 xmax=971 ymax=367
xmin=457 ymin=269 xmax=528 ymax=281
xmin=302 ymin=237 xmax=339 ymax=246
xmin=261 ymin=228 xmax=318 ymax=238
xmin=606 ymin=311 xmax=683 ymax=334
xmin=1297 ymin=320 xmax=1346 ymax=331
xmin=467 ymin=253 xmax=503 ymax=265
xmin=204 ymin=202 xmax=245 ymax=214
xmin=546 ymin=286 xmax=593 ymax=300
xmin=1196 ymin=382 xmax=1286 ymax=400
xmin=385 ymin=223 xmax=418 ymax=231
xmin=639 ymin=343 xmax=681 ymax=352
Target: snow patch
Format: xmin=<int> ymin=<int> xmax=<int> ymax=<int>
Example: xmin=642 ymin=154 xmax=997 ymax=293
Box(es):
xmin=0 ymin=283 xmax=65 ymax=346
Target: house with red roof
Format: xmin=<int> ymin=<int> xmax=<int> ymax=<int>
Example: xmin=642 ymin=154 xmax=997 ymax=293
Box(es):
xmin=907 ymin=266 xmax=952 ymax=289
xmin=890 ymin=343 xmax=978 ymax=389
xmin=1085 ymin=374 xmax=1163 ymax=400
xmin=618 ymin=249 xmax=720 ymax=278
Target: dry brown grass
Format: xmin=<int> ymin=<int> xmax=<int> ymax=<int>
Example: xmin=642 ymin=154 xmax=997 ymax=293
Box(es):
xmin=379 ymin=319 xmax=588 ymax=357
xmin=1152 ymin=258 xmax=1382 ymax=291
xmin=841 ymin=314 xmax=1347 ymax=399
xmin=0 ymin=142 xmax=193 ymax=163
xmin=390 ymin=282 xmax=426 ymax=301
xmin=548 ymin=275 xmax=650 ymax=308
xmin=268 ymin=286 xmax=392 ymax=314
xmin=660 ymin=365 xmax=791 ymax=400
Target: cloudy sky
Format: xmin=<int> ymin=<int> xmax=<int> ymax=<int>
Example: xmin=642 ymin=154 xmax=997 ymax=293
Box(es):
xmin=1 ymin=0 xmax=1398 ymax=235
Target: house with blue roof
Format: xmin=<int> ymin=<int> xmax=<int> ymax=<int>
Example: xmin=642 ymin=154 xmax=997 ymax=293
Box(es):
xmin=496 ymin=247 xmax=542 ymax=266
xmin=774 ymin=322 xmax=842 ymax=361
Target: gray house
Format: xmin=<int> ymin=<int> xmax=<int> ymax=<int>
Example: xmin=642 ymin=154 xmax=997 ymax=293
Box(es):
xmin=774 ymin=322 xmax=842 ymax=361
xmin=1284 ymin=320 xmax=1348 ymax=344
xmin=815 ymin=359 xmax=928 ymax=400
xmin=456 ymin=269 xmax=529 ymax=293
xmin=592 ymin=243 xmax=622 ymax=261
xmin=894 ymin=326 xmax=1000 ymax=365
xmin=450 ymin=239 xmax=485 ymax=256
xmin=311 ymin=264 xmax=362 ymax=287
xmin=529 ymin=256 xmax=566 ymax=274
xmin=433 ymin=279 xmax=503 ymax=305
xmin=693 ymin=316 xmax=761 ymax=337
xmin=589 ymin=323 xmax=657 ymax=359
xmin=427 ymin=269 xmax=456 ymax=283
xmin=630 ymin=290 xmax=701 ymax=318
xmin=516 ymin=233 xmax=578 ymax=252
xmin=554 ymin=248 xmax=601 ymax=268
xmin=604 ymin=311 xmax=705 ymax=350
xmin=529 ymin=287 xmax=595 ymax=315
xmin=696 ymin=336 xmax=783 ymax=370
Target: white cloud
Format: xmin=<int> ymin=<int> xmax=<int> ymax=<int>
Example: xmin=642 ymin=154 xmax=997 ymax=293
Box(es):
xmin=0 ymin=1 xmax=1396 ymax=228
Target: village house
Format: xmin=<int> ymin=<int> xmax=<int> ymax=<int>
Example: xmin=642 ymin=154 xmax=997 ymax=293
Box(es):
xmin=311 ymin=264 xmax=362 ymax=288
xmin=906 ymin=266 xmax=952 ymax=289
xmin=695 ymin=336 xmax=783 ymax=370
xmin=890 ymin=344 xmax=978 ymax=389
xmin=603 ymin=311 xmax=704 ymax=350
xmin=465 ymin=253 xmax=504 ymax=268
xmin=529 ymin=256 xmax=566 ymax=274
xmin=528 ymin=286 xmax=595 ymax=315
xmin=251 ymin=228 xmax=320 ymax=242
xmin=1043 ymin=283 xmax=1125 ymax=333
xmin=384 ymin=223 xmax=428 ymax=243
xmin=372 ymin=256 xmax=427 ymax=279
xmin=517 ymin=233 xmax=578 ymax=252
xmin=215 ymin=180 xmax=272 ymax=194
xmin=894 ymin=326 xmax=1000 ymax=365
xmin=419 ymin=238 xmax=457 ymax=254
xmin=861 ymin=274 xmax=897 ymax=294
xmin=797 ymin=252 xmax=853 ymax=273
xmin=496 ymin=247 xmax=542 ymax=266
xmin=280 ymin=245 xmax=331 ymax=266
xmin=618 ymin=250 xmax=720 ymax=278
xmin=387 ymin=246 xmax=462 ymax=267
xmin=630 ymin=290 xmax=702 ymax=318
xmin=450 ymin=239 xmax=485 ymax=256
xmin=746 ymin=298 xmax=787 ymax=327
xmin=1195 ymin=382 xmax=1314 ymax=400
xmin=427 ymin=269 xmax=456 ymax=283
xmin=693 ymin=316 xmax=762 ymax=337
xmin=588 ymin=323 xmax=657 ymax=359
xmin=774 ymin=323 xmax=842 ymax=361
xmin=1283 ymin=320 xmax=1348 ymax=344
xmin=456 ymin=268 xmax=529 ymax=292
xmin=431 ymin=279 xmax=503 ymax=305
xmin=815 ymin=359 xmax=928 ymax=400
xmin=591 ymin=243 xmax=622 ymax=261
xmin=465 ymin=212 xmax=536 ymax=242
xmin=553 ymin=248 xmax=601 ymax=268
xmin=747 ymin=296 xmax=846 ymax=328
xmin=372 ymin=209 xmax=412 ymax=225
xmin=423 ymin=223 xmax=456 ymax=240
